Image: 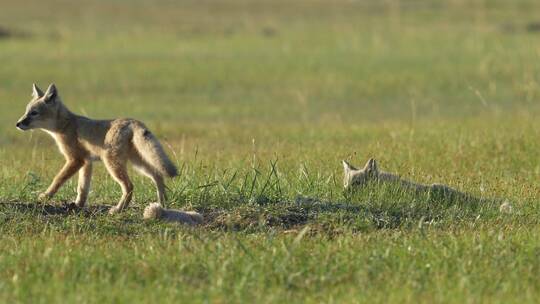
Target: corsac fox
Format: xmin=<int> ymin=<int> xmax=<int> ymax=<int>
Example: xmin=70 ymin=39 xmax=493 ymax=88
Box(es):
xmin=16 ymin=83 xmax=178 ymax=214
xmin=342 ymin=158 xmax=469 ymax=200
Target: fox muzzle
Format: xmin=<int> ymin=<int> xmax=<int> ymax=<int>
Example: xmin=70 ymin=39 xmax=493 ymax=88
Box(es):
xmin=16 ymin=117 xmax=31 ymax=131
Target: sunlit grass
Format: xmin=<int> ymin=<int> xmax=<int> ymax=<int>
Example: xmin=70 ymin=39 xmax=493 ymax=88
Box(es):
xmin=1 ymin=0 xmax=540 ymax=303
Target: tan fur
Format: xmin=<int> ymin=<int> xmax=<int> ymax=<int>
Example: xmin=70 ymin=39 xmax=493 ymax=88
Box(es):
xmin=143 ymin=203 xmax=203 ymax=225
xmin=17 ymin=84 xmax=178 ymax=215
xmin=343 ymin=158 xmax=463 ymax=197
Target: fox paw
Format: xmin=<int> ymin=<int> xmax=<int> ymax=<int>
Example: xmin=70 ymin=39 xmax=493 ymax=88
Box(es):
xmin=38 ymin=192 xmax=52 ymax=201
xmin=108 ymin=206 xmax=121 ymax=215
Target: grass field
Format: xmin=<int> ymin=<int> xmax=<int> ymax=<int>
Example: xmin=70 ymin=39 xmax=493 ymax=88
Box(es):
xmin=1 ymin=0 xmax=540 ymax=302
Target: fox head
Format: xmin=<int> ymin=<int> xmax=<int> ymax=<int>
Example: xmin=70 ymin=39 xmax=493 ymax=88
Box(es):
xmin=342 ymin=158 xmax=379 ymax=189
xmin=16 ymin=84 xmax=62 ymax=131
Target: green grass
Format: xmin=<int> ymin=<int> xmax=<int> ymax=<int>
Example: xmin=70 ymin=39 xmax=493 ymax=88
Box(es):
xmin=1 ymin=0 xmax=540 ymax=302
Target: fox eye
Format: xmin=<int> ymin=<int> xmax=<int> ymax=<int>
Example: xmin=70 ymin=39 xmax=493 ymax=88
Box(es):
xmin=29 ymin=110 xmax=39 ymax=116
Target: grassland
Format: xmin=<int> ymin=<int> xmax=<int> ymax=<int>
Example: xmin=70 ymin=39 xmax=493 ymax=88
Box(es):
xmin=1 ymin=0 xmax=540 ymax=303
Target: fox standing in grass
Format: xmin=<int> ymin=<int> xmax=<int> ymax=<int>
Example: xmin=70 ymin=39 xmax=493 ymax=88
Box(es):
xmin=16 ymin=84 xmax=178 ymax=214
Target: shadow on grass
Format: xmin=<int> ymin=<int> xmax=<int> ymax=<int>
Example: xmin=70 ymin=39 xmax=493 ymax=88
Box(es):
xmin=0 ymin=26 xmax=31 ymax=40
xmin=200 ymin=189 xmax=493 ymax=233
xmin=0 ymin=201 xmax=113 ymax=217
xmin=0 ymin=187 xmax=499 ymax=234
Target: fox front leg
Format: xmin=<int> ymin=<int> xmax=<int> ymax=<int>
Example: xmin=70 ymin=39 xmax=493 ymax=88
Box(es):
xmin=75 ymin=161 xmax=93 ymax=207
xmin=39 ymin=159 xmax=84 ymax=201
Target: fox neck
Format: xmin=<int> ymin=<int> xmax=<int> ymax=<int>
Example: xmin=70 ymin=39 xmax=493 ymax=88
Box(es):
xmin=46 ymin=102 xmax=76 ymax=134
xmin=377 ymin=171 xmax=399 ymax=181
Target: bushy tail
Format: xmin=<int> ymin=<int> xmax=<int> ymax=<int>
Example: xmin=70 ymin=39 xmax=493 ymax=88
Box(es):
xmin=132 ymin=127 xmax=178 ymax=178
xmin=143 ymin=203 xmax=204 ymax=225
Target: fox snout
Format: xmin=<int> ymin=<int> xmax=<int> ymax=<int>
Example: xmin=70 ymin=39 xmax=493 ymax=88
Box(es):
xmin=16 ymin=116 xmax=31 ymax=131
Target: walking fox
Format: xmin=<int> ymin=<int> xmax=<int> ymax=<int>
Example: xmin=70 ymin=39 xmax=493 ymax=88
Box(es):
xmin=342 ymin=158 xmax=470 ymax=200
xmin=16 ymin=83 xmax=178 ymax=214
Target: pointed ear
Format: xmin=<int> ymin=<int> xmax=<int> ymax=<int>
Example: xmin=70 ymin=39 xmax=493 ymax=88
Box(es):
xmin=43 ymin=84 xmax=58 ymax=103
xmin=342 ymin=160 xmax=357 ymax=172
xmin=31 ymin=83 xmax=44 ymax=99
xmin=363 ymin=158 xmax=379 ymax=173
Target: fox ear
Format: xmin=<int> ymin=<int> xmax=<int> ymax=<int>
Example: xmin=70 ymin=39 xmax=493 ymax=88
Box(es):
xmin=31 ymin=83 xmax=44 ymax=99
xmin=363 ymin=158 xmax=378 ymax=173
xmin=43 ymin=84 xmax=58 ymax=103
xmin=342 ymin=160 xmax=357 ymax=172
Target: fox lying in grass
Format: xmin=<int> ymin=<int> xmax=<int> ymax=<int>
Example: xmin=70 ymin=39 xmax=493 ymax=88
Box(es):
xmin=342 ymin=158 xmax=470 ymax=201
xmin=16 ymin=83 xmax=200 ymax=222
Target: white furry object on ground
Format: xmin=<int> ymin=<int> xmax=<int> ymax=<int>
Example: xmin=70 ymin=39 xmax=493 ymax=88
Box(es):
xmin=143 ymin=203 xmax=203 ymax=225
xmin=499 ymin=200 xmax=514 ymax=214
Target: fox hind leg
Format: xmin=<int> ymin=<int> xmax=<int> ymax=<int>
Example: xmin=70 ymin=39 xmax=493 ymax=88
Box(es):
xmin=104 ymin=155 xmax=133 ymax=214
xmin=131 ymin=156 xmax=166 ymax=206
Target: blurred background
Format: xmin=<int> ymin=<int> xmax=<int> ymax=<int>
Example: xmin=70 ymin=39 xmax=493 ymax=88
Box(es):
xmin=1 ymin=0 xmax=540 ymax=201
